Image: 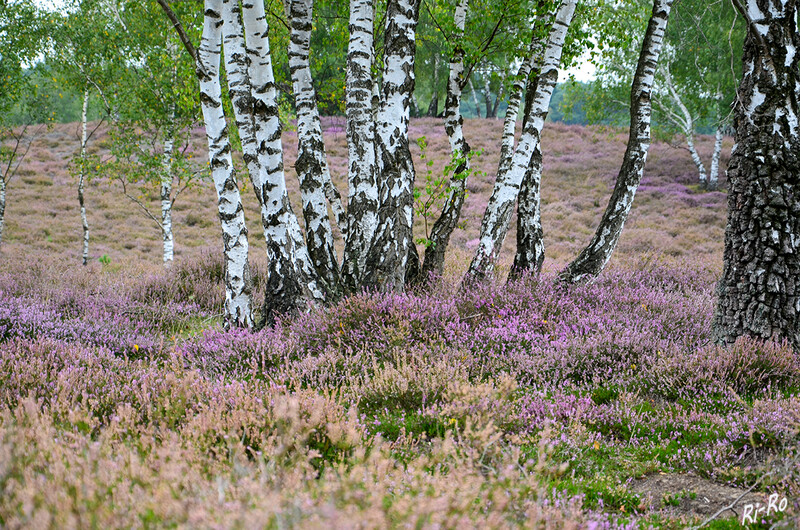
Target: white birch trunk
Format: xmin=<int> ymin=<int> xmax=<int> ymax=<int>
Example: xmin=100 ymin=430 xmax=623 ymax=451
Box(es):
xmin=464 ymin=0 xmax=576 ymax=284
xmin=418 ymin=0 xmax=469 ymax=281
xmin=708 ymin=122 xmax=724 ymax=190
xmin=0 ymin=177 xmax=6 ymax=246
xmin=340 ymin=0 xmax=379 ymax=293
xmin=197 ymin=0 xmax=253 ymax=328
xmin=361 ymin=0 xmax=422 ymax=292
xmin=559 ymin=0 xmax=674 ymax=284
xmin=287 ymin=0 xmax=341 ymax=290
xmin=241 ymin=0 xmax=326 ymax=325
xmin=161 ymin=132 xmax=174 ymax=264
xmin=663 ymin=67 xmax=707 ymax=184
xmin=78 ymin=88 xmax=90 ymax=266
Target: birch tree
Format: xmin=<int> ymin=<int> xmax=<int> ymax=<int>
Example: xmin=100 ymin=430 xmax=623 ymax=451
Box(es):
xmin=192 ymin=0 xmax=254 ymax=327
xmin=240 ymin=0 xmax=327 ymax=323
xmin=49 ymin=0 xmax=119 ymax=263
xmin=713 ymin=0 xmax=800 ymax=350
xmin=418 ymin=0 xmax=469 ymax=280
xmin=340 ymin=0 xmax=379 ymax=292
xmin=360 ymin=0 xmax=423 ymax=292
xmin=559 ymin=0 xmax=674 ymax=284
xmin=285 ymin=0 xmax=344 ymax=290
xmin=464 ymin=0 xmax=577 ymax=284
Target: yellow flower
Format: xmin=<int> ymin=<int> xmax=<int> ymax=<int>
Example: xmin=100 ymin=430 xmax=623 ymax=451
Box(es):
xmin=133 ymin=344 xmax=139 ymax=352
xmin=593 ymin=441 xmax=600 ymax=450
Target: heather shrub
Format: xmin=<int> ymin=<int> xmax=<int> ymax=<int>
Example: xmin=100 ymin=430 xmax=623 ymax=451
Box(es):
xmin=642 ymin=337 xmax=800 ymax=401
xmin=355 ymin=348 xmax=468 ymax=412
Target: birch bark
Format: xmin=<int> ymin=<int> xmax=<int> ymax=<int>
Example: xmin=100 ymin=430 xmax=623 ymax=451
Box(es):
xmin=559 ymin=0 xmax=674 ymax=284
xmin=418 ymin=0 xmax=469 ymax=281
xmin=713 ymin=0 xmax=800 ymax=350
xmin=708 ymin=122 xmax=724 ymax=190
xmin=340 ymin=0 xmax=379 ymax=292
xmin=197 ymin=0 xmax=253 ymax=328
xmin=160 ymin=131 xmax=174 ymax=264
xmin=464 ymin=0 xmax=576 ymax=284
xmin=287 ymin=0 xmax=341 ymax=289
xmin=77 ymin=88 xmax=90 ymax=266
xmin=241 ymin=0 xmax=326 ymax=325
xmin=361 ymin=0 xmax=422 ymax=292
xmin=0 ymin=176 xmax=6 ymax=246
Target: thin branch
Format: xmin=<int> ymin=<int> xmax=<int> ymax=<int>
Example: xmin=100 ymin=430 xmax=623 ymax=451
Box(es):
xmin=156 ymin=0 xmax=199 ymax=66
xmin=119 ymin=178 xmax=164 ymax=230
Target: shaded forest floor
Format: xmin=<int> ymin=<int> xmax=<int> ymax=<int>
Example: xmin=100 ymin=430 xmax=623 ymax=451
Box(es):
xmin=1 ymin=119 xmax=798 ymax=528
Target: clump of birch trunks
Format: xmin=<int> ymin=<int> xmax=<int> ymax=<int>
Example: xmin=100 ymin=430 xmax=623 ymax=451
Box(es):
xmin=0 ymin=255 xmax=798 ymax=528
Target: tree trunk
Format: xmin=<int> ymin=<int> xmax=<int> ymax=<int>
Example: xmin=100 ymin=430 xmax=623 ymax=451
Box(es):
xmin=686 ymin=131 xmax=707 ymax=185
xmin=240 ymin=0 xmax=326 ymax=325
xmin=418 ymin=0 xmax=469 ymax=282
xmin=708 ymin=121 xmax=724 ymax=190
xmin=662 ymin=65 xmax=707 ymax=185
xmin=287 ymin=0 xmax=341 ymax=291
xmin=426 ymin=54 xmax=440 ymax=117
xmin=361 ymin=0 xmax=422 ymax=292
xmin=510 ymin=143 xmax=545 ymax=277
xmin=340 ymin=0 xmax=379 ymax=293
xmin=468 ymin=76 xmax=482 ymax=118
xmin=464 ymin=0 xmax=576 ymax=285
xmin=78 ymin=88 xmax=90 ymax=266
xmin=197 ymin=0 xmax=253 ymax=328
xmin=713 ymin=0 xmax=800 ymax=350
xmin=161 ymin=131 xmax=174 ymax=264
xmin=559 ymin=0 xmax=673 ymax=284
xmin=0 ymin=177 xmax=6 ymax=246
xmin=483 ymin=74 xmax=494 ymax=118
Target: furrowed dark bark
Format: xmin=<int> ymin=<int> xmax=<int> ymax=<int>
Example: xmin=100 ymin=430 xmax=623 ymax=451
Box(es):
xmin=713 ymin=0 xmax=800 ymax=350
xmin=559 ymin=0 xmax=674 ymax=284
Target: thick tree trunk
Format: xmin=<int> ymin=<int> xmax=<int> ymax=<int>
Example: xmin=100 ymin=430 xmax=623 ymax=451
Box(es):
xmin=468 ymin=76 xmax=482 ymax=118
xmin=708 ymin=122 xmax=724 ymax=190
xmin=77 ymin=88 xmax=90 ymax=266
xmin=340 ymin=0 xmax=379 ymax=292
xmin=510 ymin=144 xmax=545 ymax=277
xmin=361 ymin=0 xmax=422 ymax=292
xmin=426 ymin=54 xmax=440 ymax=117
xmin=240 ymin=0 xmax=326 ymax=324
xmin=464 ymin=0 xmax=576 ymax=285
xmin=197 ymin=0 xmax=253 ymax=328
xmin=287 ymin=0 xmax=341 ymax=290
xmin=559 ymin=0 xmax=673 ymax=284
xmin=161 ymin=131 xmax=174 ymax=264
xmin=713 ymin=0 xmax=800 ymax=350
xmin=418 ymin=0 xmax=469 ymax=282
